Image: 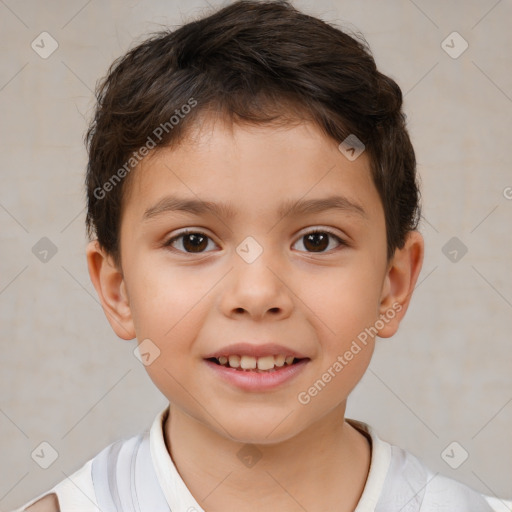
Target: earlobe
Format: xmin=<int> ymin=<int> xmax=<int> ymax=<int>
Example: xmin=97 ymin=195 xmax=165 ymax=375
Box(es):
xmin=377 ymin=230 xmax=424 ymax=338
xmin=85 ymin=240 xmax=136 ymax=340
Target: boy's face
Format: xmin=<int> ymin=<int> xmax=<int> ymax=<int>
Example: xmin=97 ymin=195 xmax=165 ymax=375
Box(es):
xmin=87 ymin=117 xmax=423 ymax=443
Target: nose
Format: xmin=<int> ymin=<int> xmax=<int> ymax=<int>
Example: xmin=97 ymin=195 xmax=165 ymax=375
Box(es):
xmin=219 ymin=247 xmax=294 ymax=322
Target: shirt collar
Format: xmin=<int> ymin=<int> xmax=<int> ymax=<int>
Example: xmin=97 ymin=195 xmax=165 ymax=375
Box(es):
xmin=149 ymin=406 xmax=392 ymax=511
xmin=346 ymin=418 xmax=392 ymax=511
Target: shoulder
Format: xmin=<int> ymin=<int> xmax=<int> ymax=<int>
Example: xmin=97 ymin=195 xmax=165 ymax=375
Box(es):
xmin=14 ymin=411 xmax=166 ymax=512
xmin=383 ymin=444 xmax=511 ymax=511
xmin=350 ymin=420 xmax=511 ymax=512
xmin=14 ymin=458 xmax=98 ymax=512
xmin=421 ymin=471 xmax=512 ymax=512
xmin=23 ymin=493 xmax=60 ymax=512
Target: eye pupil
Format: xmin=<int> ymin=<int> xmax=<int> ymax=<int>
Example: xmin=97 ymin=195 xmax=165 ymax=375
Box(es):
xmin=304 ymin=233 xmax=329 ymax=252
xmin=183 ymin=233 xmax=207 ymax=252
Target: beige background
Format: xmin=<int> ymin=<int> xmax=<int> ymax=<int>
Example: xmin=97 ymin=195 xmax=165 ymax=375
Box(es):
xmin=1 ymin=0 xmax=511 ymax=509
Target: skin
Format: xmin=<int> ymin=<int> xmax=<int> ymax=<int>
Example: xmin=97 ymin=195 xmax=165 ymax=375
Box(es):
xmin=86 ymin=117 xmax=424 ymax=512
xmin=24 ymin=494 xmax=59 ymax=512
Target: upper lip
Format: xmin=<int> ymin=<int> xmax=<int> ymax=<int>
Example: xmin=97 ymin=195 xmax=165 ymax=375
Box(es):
xmin=203 ymin=343 xmax=309 ymax=359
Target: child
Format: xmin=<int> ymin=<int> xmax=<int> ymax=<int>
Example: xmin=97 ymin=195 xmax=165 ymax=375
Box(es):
xmin=15 ymin=1 xmax=511 ymax=511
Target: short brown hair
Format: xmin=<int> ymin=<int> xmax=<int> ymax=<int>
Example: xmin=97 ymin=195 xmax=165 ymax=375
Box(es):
xmin=85 ymin=0 xmax=421 ymax=268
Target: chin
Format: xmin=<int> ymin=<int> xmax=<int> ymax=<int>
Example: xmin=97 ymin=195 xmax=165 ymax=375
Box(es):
xmin=213 ymin=408 xmax=308 ymax=445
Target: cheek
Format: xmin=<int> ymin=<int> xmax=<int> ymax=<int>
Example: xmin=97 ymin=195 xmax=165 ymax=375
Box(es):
xmin=296 ymin=259 xmax=384 ymax=342
xmin=128 ymin=260 xmax=209 ymax=339
xmin=128 ymin=265 xmax=211 ymax=400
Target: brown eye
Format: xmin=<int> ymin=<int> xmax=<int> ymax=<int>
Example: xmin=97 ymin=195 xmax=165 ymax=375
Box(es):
xmin=165 ymin=231 xmax=216 ymax=253
xmin=293 ymin=229 xmax=345 ymax=253
xmin=303 ymin=232 xmax=329 ymax=252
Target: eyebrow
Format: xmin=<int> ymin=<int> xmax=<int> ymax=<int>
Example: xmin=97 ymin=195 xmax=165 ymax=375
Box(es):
xmin=142 ymin=194 xmax=368 ymax=222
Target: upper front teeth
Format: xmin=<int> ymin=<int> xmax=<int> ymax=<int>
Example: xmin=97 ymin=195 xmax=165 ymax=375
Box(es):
xmin=217 ymin=354 xmax=296 ymax=370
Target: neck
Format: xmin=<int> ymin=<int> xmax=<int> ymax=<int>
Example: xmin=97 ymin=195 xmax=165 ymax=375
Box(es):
xmin=163 ymin=402 xmax=371 ymax=512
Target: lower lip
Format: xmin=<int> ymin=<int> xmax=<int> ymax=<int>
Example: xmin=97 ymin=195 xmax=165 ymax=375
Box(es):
xmin=204 ymin=359 xmax=309 ymax=391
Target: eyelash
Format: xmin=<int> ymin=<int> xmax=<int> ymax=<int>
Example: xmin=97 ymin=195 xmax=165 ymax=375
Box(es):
xmin=163 ymin=228 xmax=348 ymax=255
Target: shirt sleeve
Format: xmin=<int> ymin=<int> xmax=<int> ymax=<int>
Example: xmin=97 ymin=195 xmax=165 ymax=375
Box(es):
xmin=484 ymin=495 xmax=512 ymax=512
xmin=11 ymin=458 xmax=100 ymax=512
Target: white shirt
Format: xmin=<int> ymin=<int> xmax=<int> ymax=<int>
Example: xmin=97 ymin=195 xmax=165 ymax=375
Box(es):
xmin=13 ymin=406 xmax=512 ymax=511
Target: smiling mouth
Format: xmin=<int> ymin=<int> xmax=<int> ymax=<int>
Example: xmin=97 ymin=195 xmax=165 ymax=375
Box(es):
xmin=206 ymin=354 xmax=307 ymax=372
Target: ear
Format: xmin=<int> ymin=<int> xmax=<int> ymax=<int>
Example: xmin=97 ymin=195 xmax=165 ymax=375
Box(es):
xmin=86 ymin=240 xmax=136 ymax=340
xmin=376 ymin=230 xmax=424 ymax=338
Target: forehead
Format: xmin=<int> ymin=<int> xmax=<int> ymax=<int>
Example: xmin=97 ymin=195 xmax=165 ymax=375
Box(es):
xmin=122 ymin=117 xmax=384 ymax=226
